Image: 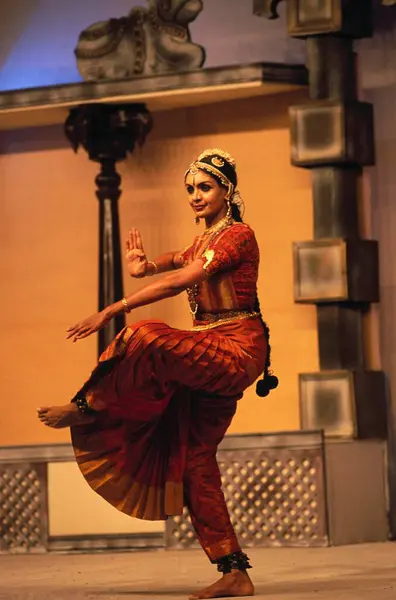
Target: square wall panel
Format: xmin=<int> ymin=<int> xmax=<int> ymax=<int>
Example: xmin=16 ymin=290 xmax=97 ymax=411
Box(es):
xmin=293 ymin=239 xmax=379 ymax=304
xmin=294 ymin=240 xmax=347 ymax=302
xmin=290 ymin=101 xmax=374 ymax=167
xmin=300 ymin=371 xmax=355 ymax=437
xmin=287 ymin=0 xmax=372 ymax=38
xmin=300 ymin=370 xmax=387 ymax=439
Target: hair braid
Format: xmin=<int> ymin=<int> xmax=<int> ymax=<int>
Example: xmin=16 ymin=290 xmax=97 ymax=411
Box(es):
xmin=205 ymin=171 xmax=242 ymax=223
xmin=197 ymin=168 xmax=278 ymax=396
xmin=253 ymin=296 xmax=279 ymax=398
xmin=231 ymin=202 xmax=243 ymax=223
xmin=226 ymin=190 xmax=278 ymax=396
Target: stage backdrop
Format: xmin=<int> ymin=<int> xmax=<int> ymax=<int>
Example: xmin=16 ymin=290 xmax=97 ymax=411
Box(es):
xmin=0 ymin=89 xmax=315 ymax=447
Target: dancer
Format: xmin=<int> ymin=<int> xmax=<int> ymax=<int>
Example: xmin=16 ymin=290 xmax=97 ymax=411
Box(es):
xmin=38 ymin=148 xmax=278 ymax=599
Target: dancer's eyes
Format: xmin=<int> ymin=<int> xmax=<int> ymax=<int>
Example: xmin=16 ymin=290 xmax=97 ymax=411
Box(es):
xmin=185 ymin=183 xmax=212 ymax=194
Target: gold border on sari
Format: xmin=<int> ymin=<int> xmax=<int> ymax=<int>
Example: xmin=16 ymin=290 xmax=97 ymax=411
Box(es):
xmin=191 ymin=312 xmax=259 ymax=331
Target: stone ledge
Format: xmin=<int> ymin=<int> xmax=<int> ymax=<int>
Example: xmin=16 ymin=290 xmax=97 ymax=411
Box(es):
xmin=0 ymin=62 xmax=307 ymax=131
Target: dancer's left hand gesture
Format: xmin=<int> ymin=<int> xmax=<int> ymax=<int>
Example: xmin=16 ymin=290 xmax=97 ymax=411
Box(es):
xmin=66 ymin=309 xmax=112 ymax=342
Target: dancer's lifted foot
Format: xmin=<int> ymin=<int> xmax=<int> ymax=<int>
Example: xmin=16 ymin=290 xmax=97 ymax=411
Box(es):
xmin=37 ymin=403 xmax=95 ymax=428
xmin=189 ymin=570 xmax=254 ymax=599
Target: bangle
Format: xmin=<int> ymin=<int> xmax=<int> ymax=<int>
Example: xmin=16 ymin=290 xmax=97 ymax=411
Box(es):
xmin=122 ymin=298 xmax=131 ymax=313
xmin=147 ymin=260 xmax=159 ymax=275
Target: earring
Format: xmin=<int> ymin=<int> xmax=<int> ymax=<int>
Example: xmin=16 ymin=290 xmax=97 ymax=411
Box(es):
xmin=226 ymin=200 xmax=232 ymax=219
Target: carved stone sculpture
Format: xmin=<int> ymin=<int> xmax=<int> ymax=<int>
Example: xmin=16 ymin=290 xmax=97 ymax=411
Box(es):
xmin=75 ymin=0 xmax=205 ymax=82
xmin=253 ymin=0 xmax=284 ymax=19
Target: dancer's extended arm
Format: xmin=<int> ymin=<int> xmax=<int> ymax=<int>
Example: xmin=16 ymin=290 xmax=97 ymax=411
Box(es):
xmin=66 ymin=258 xmax=206 ymax=342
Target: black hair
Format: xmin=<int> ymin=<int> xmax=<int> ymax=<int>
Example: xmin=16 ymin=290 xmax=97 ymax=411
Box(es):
xmin=253 ymin=297 xmax=279 ymax=398
xmin=209 ymin=168 xmax=279 ymax=398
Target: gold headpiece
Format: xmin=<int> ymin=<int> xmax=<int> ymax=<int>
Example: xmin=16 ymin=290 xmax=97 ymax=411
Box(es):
xmin=185 ymin=148 xmax=236 ymax=190
xmin=197 ymin=148 xmax=236 ymax=168
xmin=185 ymin=163 xmax=232 ymax=190
xmin=185 ymin=148 xmax=245 ymax=217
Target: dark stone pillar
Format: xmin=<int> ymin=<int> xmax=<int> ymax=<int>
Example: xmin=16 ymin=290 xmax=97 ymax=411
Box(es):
xmin=64 ymin=103 xmax=152 ymax=356
xmin=255 ymin=0 xmax=388 ymax=497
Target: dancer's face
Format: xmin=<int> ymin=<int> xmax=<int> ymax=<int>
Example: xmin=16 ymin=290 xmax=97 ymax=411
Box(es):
xmin=185 ymin=170 xmax=228 ymax=222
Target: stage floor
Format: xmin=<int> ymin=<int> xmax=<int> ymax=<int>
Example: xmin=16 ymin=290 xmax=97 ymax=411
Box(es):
xmin=0 ymin=543 xmax=395 ymax=599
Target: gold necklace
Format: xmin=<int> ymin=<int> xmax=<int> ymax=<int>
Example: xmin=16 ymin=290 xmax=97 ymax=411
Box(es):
xmin=187 ymin=216 xmax=234 ymax=317
xmin=203 ymin=214 xmax=233 ymax=237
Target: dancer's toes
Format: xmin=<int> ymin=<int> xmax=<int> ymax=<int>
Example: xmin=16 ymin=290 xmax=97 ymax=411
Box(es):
xmin=37 ymin=408 xmax=50 ymax=425
xmin=36 ymin=403 xmax=95 ymax=429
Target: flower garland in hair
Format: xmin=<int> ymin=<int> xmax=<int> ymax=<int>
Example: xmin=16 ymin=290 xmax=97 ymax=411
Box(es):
xmin=231 ymin=189 xmax=245 ymax=218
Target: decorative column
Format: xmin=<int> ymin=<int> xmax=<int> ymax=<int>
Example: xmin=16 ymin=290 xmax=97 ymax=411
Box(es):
xmin=64 ymin=104 xmax=152 ymax=356
xmin=255 ymin=4 xmax=387 ymax=442
xmin=251 ymin=0 xmax=391 ymax=544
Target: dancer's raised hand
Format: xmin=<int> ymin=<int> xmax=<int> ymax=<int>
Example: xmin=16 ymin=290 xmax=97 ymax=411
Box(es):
xmin=125 ymin=228 xmax=148 ymax=278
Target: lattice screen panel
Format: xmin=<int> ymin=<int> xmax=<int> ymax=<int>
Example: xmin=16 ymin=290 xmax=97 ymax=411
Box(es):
xmin=165 ymin=447 xmax=328 ymax=549
xmin=0 ymin=464 xmax=48 ymax=553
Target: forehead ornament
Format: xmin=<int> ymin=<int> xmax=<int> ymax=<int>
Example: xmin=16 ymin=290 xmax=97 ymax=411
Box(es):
xmin=211 ymin=156 xmax=225 ymax=168
xmin=188 ymin=164 xmax=200 ymax=175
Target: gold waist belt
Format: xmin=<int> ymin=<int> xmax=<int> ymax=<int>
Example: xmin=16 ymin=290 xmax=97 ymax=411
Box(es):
xmin=192 ymin=310 xmax=259 ymax=331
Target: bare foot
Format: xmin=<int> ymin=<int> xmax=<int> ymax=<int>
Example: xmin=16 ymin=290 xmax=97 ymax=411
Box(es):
xmin=189 ymin=570 xmax=254 ymax=599
xmin=37 ymin=403 xmax=95 ymax=429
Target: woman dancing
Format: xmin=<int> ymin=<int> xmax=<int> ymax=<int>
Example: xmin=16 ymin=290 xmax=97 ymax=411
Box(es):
xmin=38 ymin=148 xmax=278 ymax=599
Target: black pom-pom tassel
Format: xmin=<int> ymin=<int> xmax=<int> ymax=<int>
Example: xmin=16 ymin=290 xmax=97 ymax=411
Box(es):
xmin=268 ymin=375 xmax=279 ymax=390
xmin=256 ymin=379 xmax=270 ymax=397
xmin=256 ymin=375 xmax=279 ymax=397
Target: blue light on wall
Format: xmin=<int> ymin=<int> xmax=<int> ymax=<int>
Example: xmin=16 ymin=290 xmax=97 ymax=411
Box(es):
xmin=0 ymin=0 xmax=134 ymax=91
xmin=0 ymin=0 xmax=303 ymax=93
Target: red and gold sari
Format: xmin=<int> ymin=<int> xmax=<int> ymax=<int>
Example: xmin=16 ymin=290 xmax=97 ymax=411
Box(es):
xmin=71 ymin=221 xmax=266 ymax=561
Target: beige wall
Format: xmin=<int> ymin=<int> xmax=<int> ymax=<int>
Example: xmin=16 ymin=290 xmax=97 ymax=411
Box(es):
xmin=0 ymin=89 xmax=317 ymax=447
